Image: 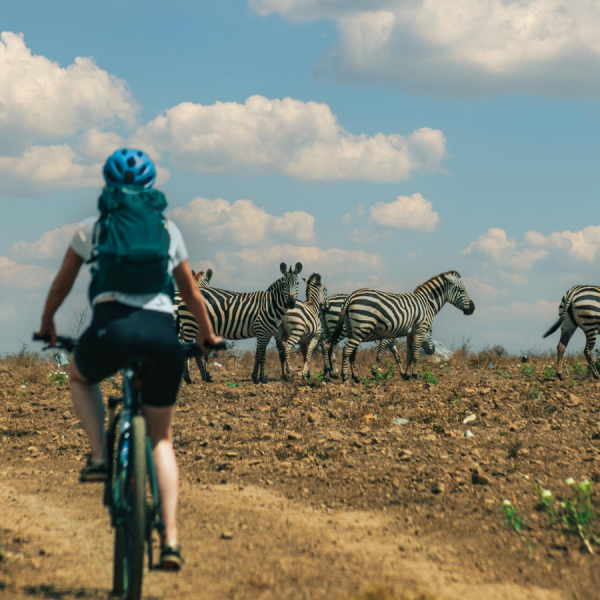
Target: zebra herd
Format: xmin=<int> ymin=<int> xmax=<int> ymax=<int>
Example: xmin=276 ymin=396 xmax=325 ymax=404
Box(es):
xmin=175 ymin=264 xmax=475 ymax=384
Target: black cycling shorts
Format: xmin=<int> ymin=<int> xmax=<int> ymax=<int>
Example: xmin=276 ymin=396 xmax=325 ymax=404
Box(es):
xmin=74 ymin=302 xmax=184 ymax=408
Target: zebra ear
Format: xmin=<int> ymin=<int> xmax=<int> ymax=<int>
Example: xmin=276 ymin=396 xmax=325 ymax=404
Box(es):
xmin=294 ymin=262 xmax=303 ymax=275
xmin=191 ymin=270 xmax=196 ymax=277
xmin=302 ymin=277 xmax=307 ymax=283
xmin=280 ymin=262 xmax=288 ymax=275
xmin=206 ymin=269 xmax=213 ymax=282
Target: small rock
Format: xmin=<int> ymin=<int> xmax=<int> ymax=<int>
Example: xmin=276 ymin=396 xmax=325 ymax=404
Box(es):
xmin=472 ymin=469 xmax=491 ymax=486
xmin=431 ymin=482 xmax=445 ymax=494
xmin=327 ymin=431 xmax=345 ymax=441
xmin=225 ymin=452 xmax=238 ymax=458
xmin=307 ymin=413 xmax=319 ymax=423
xmin=287 ymin=431 xmax=303 ymax=441
xmin=221 ymin=531 xmax=234 ymax=540
xmin=463 ymin=414 xmax=477 ymax=424
xmin=399 ymin=450 xmax=413 ymax=461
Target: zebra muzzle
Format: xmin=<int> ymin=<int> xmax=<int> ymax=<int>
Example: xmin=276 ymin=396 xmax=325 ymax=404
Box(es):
xmin=464 ymin=300 xmax=475 ymax=315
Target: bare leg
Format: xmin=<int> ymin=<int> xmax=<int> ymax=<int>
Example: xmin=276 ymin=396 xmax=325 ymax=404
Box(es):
xmin=143 ymin=405 xmax=179 ymax=546
xmin=69 ymin=359 xmax=105 ymax=462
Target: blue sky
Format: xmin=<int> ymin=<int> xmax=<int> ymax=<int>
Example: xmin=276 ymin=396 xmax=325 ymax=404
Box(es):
xmin=2 ymin=0 xmax=600 ymax=355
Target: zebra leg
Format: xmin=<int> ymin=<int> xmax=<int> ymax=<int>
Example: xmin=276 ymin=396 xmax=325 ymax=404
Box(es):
xmin=342 ymin=339 xmax=359 ymax=383
xmin=276 ymin=339 xmax=287 ymax=377
xmin=320 ymin=337 xmax=333 ymax=380
xmin=556 ymin=319 xmax=576 ymax=380
xmin=195 ymin=354 xmax=213 ymax=383
xmin=182 ymin=356 xmax=192 ymax=385
xmin=253 ymin=334 xmax=271 ymax=384
xmin=403 ymin=335 xmax=414 ymax=380
xmin=329 ymin=344 xmax=340 ymax=379
xmin=408 ymin=329 xmax=427 ymax=379
xmin=389 ymin=340 xmax=403 ymax=369
xmin=584 ymin=329 xmax=600 ymax=379
xmin=374 ymin=339 xmax=388 ymax=370
xmin=282 ymin=337 xmax=299 ymax=380
xmin=350 ymin=347 xmax=360 ymax=383
xmin=302 ymin=337 xmax=319 ymax=379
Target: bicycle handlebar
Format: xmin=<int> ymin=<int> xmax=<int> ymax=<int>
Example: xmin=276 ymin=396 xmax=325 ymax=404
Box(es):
xmin=32 ymin=333 xmax=77 ymax=353
xmin=33 ymin=333 xmax=227 ymax=357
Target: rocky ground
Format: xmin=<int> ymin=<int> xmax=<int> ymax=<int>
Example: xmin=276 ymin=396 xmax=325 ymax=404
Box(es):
xmin=1 ymin=345 xmax=599 ymax=599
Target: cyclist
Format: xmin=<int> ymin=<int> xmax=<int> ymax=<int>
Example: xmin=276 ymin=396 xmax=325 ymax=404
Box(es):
xmin=36 ymin=148 xmax=221 ymax=571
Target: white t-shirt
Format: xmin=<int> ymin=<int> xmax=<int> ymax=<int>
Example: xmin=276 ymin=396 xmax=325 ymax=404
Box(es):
xmin=70 ymin=216 xmax=188 ymax=314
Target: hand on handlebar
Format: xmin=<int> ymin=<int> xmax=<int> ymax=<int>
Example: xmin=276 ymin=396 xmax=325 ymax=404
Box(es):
xmin=36 ymin=320 xmax=57 ymax=347
xmin=196 ymin=332 xmax=225 ymax=355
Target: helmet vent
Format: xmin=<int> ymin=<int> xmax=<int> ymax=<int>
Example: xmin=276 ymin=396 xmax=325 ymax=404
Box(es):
xmin=126 ymin=157 xmax=136 ymax=168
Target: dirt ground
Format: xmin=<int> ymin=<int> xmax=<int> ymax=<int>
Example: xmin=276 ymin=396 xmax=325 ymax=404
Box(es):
xmin=1 ymin=345 xmax=600 ymax=600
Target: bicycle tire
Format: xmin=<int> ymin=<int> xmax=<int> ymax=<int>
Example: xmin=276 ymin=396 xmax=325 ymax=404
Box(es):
xmin=111 ymin=418 xmax=125 ymax=596
xmin=127 ymin=415 xmax=148 ymax=600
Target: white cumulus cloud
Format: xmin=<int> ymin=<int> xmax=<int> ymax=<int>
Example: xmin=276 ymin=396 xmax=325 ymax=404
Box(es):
xmin=0 ymin=256 xmax=55 ymax=289
xmin=369 ymin=193 xmax=439 ymax=232
xmin=170 ymin=196 xmax=315 ymax=246
xmin=0 ymin=145 xmax=101 ymax=193
xmin=9 ymin=224 xmax=80 ymax=261
xmin=251 ymin=0 xmax=600 ymax=96
xmin=0 ymin=32 xmax=137 ymax=149
xmin=488 ymin=300 xmax=558 ymax=321
xmin=137 ymin=95 xmax=446 ymax=182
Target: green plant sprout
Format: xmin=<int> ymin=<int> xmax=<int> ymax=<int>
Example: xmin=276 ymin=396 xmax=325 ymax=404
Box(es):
xmin=502 ymin=499 xmax=528 ymax=533
xmin=419 ymin=367 xmax=438 ymax=385
xmin=48 ymin=371 xmax=68 ymax=386
xmin=543 ymin=365 xmax=556 ymax=380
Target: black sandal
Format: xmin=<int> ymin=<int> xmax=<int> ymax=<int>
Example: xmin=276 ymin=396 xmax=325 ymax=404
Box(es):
xmin=79 ymin=456 xmax=108 ymax=483
xmin=160 ymin=543 xmax=184 ymax=571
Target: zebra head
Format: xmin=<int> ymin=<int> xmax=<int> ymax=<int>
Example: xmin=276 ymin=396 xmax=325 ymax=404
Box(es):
xmin=303 ymin=273 xmax=329 ymax=313
xmin=443 ymin=272 xmax=475 ymax=315
xmin=192 ymin=269 xmax=213 ymax=289
xmin=279 ymin=262 xmax=303 ymax=309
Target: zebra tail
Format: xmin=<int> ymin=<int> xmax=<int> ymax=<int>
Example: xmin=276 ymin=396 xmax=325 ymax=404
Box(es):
xmin=542 ymin=293 xmax=572 ymax=338
xmin=331 ymin=295 xmax=352 ymax=343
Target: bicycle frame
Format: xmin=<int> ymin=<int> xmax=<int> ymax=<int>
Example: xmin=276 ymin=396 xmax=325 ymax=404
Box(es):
xmin=104 ymin=361 xmax=165 ymax=564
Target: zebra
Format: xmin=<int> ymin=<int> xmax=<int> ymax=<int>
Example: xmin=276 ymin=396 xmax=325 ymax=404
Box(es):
xmin=334 ymin=271 xmax=475 ymax=383
xmin=178 ymin=262 xmax=302 ymax=384
xmin=275 ymin=273 xmax=329 ymax=380
xmin=320 ymin=294 xmax=435 ymax=380
xmin=543 ymin=285 xmax=600 ymax=380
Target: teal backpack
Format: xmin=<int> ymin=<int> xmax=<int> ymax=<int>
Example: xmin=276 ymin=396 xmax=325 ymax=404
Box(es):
xmin=88 ymin=185 xmax=174 ymax=302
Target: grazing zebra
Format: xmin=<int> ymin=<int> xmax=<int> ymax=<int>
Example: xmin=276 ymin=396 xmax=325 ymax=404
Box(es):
xmin=543 ymin=285 xmax=600 ymax=379
xmin=179 ymin=262 xmax=302 ymax=384
xmin=334 ymin=271 xmax=475 ymax=382
xmin=321 ymin=294 xmax=435 ymax=380
xmin=275 ymin=273 xmax=328 ymax=380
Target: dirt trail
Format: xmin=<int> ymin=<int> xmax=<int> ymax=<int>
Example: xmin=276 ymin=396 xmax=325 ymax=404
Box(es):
xmin=1 ymin=469 xmax=561 ymax=600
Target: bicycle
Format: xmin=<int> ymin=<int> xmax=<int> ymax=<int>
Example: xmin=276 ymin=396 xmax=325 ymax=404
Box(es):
xmin=33 ymin=332 xmax=226 ymax=600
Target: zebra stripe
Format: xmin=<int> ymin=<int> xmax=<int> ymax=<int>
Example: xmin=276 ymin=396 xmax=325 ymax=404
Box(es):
xmin=337 ymin=271 xmax=475 ymax=382
xmin=543 ymin=285 xmax=600 ymax=379
xmin=174 ymin=269 xmax=213 ymax=337
xmin=275 ymin=273 xmax=328 ymax=379
xmin=321 ymin=293 xmax=435 ymax=380
xmin=178 ymin=262 xmax=302 ymax=384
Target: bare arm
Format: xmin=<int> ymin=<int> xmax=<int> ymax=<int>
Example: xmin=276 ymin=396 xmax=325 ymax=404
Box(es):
xmin=37 ymin=248 xmax=85 ymax=344
xmin=173 ymin=260 xmax=221 ymax=349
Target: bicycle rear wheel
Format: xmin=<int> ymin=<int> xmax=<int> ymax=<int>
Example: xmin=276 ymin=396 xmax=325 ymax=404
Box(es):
xmin=113 ymin=416 xmax=147 ymax=600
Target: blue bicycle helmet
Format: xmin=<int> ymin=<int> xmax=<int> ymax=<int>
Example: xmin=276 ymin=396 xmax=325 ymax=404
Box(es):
xmin=103 ymin=148 xmax=156 ymax=188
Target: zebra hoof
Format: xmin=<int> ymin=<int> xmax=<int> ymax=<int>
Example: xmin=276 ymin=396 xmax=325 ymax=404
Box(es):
xmin=557 ymin=372 xmax=564 ymax=381
xmin=401 ymin=373 xmax=410 ymax=381
xmin=203 ymin=375 xmax=213 ymax=383
xmin=183 ymin=377 xmax=192 ymax=385
xmin=352 ymin=376 xmax=360 ymax=384
xmin=329 ymin=372 xmax=340 ymax=380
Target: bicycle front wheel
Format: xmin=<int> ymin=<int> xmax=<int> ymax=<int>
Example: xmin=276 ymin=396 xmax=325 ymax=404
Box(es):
xmin=114 ymin=415 xmax=148 ymax=600
xmin=127 ymin=415 xmax=148 ymax=600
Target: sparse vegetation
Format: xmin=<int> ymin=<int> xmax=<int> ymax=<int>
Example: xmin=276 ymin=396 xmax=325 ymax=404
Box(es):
xmin=419 ymin=367 xmax=438 ymax=385
xmin=502 ymin=499 xmax=528 ymax=533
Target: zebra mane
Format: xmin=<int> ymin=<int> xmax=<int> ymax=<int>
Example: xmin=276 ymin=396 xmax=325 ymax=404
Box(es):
xmin=306 ymin=273 xmax=321 ymax=286
xmin=413 ymin=270 xmax=461 ymax=293
xmin=266 ymin=278 xmax=283 ymax=292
